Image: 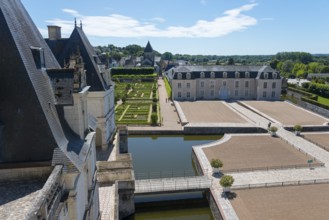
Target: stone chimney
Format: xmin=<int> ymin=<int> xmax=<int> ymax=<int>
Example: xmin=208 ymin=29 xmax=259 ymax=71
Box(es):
xmin=47 ymin=26 xmax=61 ymax=40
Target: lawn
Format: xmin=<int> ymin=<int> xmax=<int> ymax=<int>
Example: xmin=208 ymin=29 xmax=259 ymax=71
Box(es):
xmin=317 ymin=96 xmax=329 ymax=106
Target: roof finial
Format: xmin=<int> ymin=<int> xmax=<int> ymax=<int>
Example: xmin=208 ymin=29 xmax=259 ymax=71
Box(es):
xmin=74 ymin=18 xmax=77 ymax=27
xmin=80 ymin=20 xmax=82 ymax=29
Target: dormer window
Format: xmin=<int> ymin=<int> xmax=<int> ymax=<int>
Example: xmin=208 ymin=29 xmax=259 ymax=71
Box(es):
xmin=200 ymin=72 xmax=205 ymax=78
xmin=273 ymin=72 xmax=277 ymax=79
xmin=210 ymin=72 xmax=215 ymax=78
xmin=30 ymin=46 xmax=45 ymax=69
xmin=264 ymin=72 xmax=269 ymax=79
xmin=245 ymin=72 xmax=250 ymax=78
xmin=223 ymin=72 xmax=227 ymax=78
xmin=186 ymin=72 xmax=191 ymax=79
xmin=177 ymin=73 xmax=182 ymax=80
xmin=235 ymin=72 xmax=240 ymax=78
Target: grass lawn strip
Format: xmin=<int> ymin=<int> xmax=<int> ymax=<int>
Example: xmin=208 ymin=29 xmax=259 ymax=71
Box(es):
xmin=118 ymin=104 xmax=130 ymax=121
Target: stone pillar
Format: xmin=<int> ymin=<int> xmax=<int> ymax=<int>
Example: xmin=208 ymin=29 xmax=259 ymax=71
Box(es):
xmin=118 ymin=125 xmax=128 ymax=153
xmin=118 ymin=181 xmax=135 ymax=219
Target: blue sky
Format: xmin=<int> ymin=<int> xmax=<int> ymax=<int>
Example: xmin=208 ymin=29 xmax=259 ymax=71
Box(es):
xmin=22 ymin=0 xmax=329 ymax=55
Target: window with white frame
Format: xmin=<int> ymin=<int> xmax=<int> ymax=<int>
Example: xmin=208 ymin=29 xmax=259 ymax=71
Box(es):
xmin=211 ymin=90 xmax=214 ymax=96
xmin=245 ymin=72 xmax=250 ymax=78
xmin=178 ymin=73 xmax=182 ymax=79
xmin=263 ymin=91 xmax=267 ymax=98
xmin=210 ymin=80 xmax=214 ymax=88
xmin=264 ymin=73 xmax=268 ymax=79
xmin=186 ymin=72 xmax=191 ymax=79
xmin=272 ymin=82 xmax=276 ymax=89
xmin=235 ymin=72 xmax=240 ymax=78
xmin=235 ymin=81 xmax=239 ymax=88
xmin=273 ymin=72 xmax=277 ymax=79
xmin=211 ymin=72 xmax=215 ymax=78
xmin=245 ymin=81 xmax=249 ymax=88
xmin=200 ymin=81 xmax=204 ymax=87
xmin=200 ymin=72 xmax=205 ymax=78
xmin=187 ymin=92 xmax=190 ymax=98
xmin=187 ymin=82 xmax=190 ymax=88
xmin=178 ymin=83 xmax=181 ymax=88
xmin=272 ymin=91 xmax=275 ymax=97
xmin=178 ymin=92 xmax=181 ymax=97
xmin=263 ymin=82 xmax=267 ymax=89
xmin=223 ymin=72 xmax=227 ymax=78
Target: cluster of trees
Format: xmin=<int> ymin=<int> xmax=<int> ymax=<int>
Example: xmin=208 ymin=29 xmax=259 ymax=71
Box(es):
xmin=111 ymin=67 xmax=154 ymax=75
xmin=270 ymin=52 xmax=329 ymax=78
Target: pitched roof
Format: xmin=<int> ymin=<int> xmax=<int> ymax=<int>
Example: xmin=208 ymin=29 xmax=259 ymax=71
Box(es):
xmin=0 ymin=0 xmax=85 ymax=171
xmin=144 ymin=41 xmax=153 ymax=53
xmin=46 ymin=26 xmax=108 ymax=91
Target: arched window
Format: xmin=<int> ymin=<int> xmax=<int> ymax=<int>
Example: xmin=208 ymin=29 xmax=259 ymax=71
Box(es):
xmin=235 ymin=71 xmax=240 ymax=78
xmin=186 ymin=72 xmax=191 ymax=79
xmin=273 ymin=72 xmax=277 ymax=79
xmin=223 ymin=72 xmax=227 ymax=78
xmin=200 ymin=72 xmax=205 ymax=78
xmin=245 ymin=72 xmax=250 ymax=78
xmin=264 ymin=72 xmax=269 ymax=79
xmin=177 ymin=73 xmax=182 ymax=79
xmin=210 ymin=72 xmax=215 ymax=78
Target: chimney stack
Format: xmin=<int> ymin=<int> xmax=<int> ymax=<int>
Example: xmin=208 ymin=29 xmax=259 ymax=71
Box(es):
xmin=47 ymin=26 xmax=61 ymax=40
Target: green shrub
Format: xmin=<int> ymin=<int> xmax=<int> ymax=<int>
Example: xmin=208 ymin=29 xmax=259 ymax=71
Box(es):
xmin=111 ymin=67 xmax=155 ymax=75
xmin=269 ymin=126 xmax=278 ymax=132
xmin=151 ymin=113 xmax=158 ymax=125
xmin=220 ymin=175 xmax=234 ymax=188
xmin=164 ymin=77 xmax=172 ymax=99
xmin=152 ymin=103 xmax=157 ymax=112
xmin=293 ymin=125 xmax=303 ymax=132
xmin=152 ymin=97 xmax=158 ymax=103
xmin=210 ymin=159 xmax=223 ymax=168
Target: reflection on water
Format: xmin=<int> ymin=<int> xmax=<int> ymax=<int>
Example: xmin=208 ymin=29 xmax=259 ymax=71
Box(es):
xmin=125 ymin=192 xmax=214 ymax=220
xmin=128 ymin=135 xmax=222 ymax=175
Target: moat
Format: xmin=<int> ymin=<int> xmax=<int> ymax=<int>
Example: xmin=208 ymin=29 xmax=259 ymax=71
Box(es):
xmin=126 ymin=135 xmax=222 ymax=220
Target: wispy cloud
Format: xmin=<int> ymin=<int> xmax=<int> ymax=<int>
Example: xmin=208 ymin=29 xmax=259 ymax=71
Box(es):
xmin=43 ymin=3 xmax=258 ymax=38
xmin=151 ymin=17 xmax=166 ymax=23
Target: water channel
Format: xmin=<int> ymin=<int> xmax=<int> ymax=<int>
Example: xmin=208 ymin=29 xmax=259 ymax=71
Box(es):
xmin=126 ymin=135 xmax=222 ymax=220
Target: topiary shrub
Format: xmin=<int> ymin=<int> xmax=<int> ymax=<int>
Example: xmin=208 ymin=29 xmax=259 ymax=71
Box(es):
xmin=293 ymin=124 xmax=302 ymax=132
xmin=210 ymin=159 xmax=223 ymax=168
xmin=151 ymin=113 xmax=158 ymax=126
xmin=220 ymin=175 xmax=234 ymax=188
xmin=152 ymin=103 xmax=157 ymax=112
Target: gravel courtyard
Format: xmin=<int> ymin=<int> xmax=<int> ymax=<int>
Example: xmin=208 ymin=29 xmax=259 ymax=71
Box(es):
xmin=242 ymin=101 xmax=328 ymax=126
xmin=203 ymin=135 xmax=320 ymax=172
xmin=229 ymin=184 xmax=329 ymax=220
xmin=177 ymin=101 xmax=248 ymax=124
xmin=303 ymin=133 xmax=329 ymax=152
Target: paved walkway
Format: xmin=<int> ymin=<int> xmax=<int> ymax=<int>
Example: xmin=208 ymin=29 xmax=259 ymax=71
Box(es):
xmin=99 ymin=184 xmax=117 ymax=220
xmin=128 ymin=77 xmax=182 ymax=132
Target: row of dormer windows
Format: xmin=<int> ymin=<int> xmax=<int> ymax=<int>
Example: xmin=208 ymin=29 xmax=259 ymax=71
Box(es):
xmin=177 ymin=72 xmax=278 ymax=79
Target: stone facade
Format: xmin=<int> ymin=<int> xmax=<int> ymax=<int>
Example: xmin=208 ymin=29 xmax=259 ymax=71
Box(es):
xmin=166 ymin=65 xmax=282 ymax=101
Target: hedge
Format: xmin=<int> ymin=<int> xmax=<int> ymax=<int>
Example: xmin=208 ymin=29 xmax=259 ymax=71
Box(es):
xmin=307 ymin=83 xmax=329 ymax=98
xmin=164 ymin=77 xmax=172 ymax=99
xmin=111 ymin=67 xmax=155 ymax=75
xmin=301 ymin=96 xmax=329 ymax=110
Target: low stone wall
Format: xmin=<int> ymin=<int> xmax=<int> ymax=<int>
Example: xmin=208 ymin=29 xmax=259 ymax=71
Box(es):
xmin=207 ymin=190 xmax=224 ymax=220
xmin=128 ymin=129 xmax=184 ymax=135
xmin=0 ymin=166 xmax=53 ymax=183
xmin=184 ymin=126 xmax=267 ymax=134
xmin=287 ymin=90 xmax=329 ymax=119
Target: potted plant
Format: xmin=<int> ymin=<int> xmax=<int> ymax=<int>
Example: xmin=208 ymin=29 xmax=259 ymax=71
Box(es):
xmin=211 ymin=158 xmax=223 ymax=174
xmin=269 ymin=126 xmax=278 ymax=137
xmin=220 ymin=175 xmax=234 ymax=193
xmin=293 ymin=125 xmax=302 ymax=136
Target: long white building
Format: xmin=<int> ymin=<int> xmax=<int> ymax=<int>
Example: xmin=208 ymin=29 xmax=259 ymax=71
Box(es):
xmin=166 ymin=65 xmax=282 ymax=101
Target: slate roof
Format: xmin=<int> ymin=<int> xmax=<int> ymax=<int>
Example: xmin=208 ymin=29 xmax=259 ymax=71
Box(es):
xmin=0 ymin=0 xmax=86 ymax=171
xmin=144 ymin=41 xmax=153 ymax=53
xmin=171 ymin=65 xmax=280 ymax=80
xmin=46 ymin=26 xmax=108 ymax=92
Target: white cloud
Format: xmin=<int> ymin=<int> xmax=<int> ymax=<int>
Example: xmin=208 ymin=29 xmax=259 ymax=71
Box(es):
xmin=151 ymin=17 xmax=166 ymax=23
xmin=44 ymin=3 xmax=258 ymax=38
